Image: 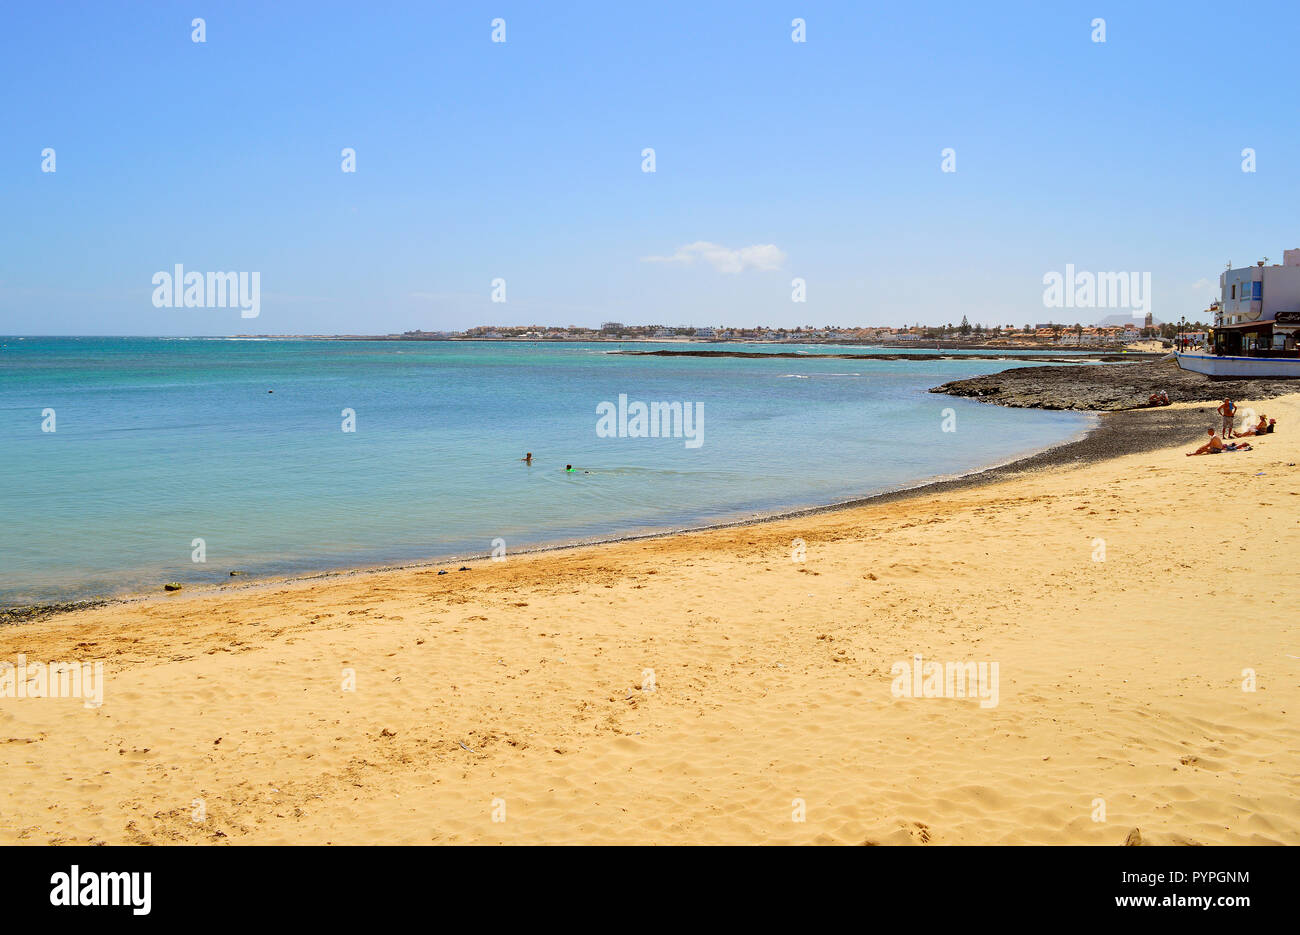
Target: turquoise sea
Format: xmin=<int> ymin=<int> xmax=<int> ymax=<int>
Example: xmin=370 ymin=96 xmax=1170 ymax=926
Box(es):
xmin=0 ymin=338 xmax=1094 ymax=606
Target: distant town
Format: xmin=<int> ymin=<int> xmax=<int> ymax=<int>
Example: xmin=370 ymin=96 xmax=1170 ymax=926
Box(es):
xmin=275 ymin=311 xmax=1210 ymax=347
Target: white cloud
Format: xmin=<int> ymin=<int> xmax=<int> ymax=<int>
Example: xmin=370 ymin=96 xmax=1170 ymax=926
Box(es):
xmin=641 ymin=241 xmax=786 ymax=274
xmin=1191 ymin=278 xmax=1214 ymax=290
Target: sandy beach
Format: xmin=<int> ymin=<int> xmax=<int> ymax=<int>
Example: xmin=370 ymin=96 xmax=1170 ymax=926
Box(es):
xmin=2 ymin=395 xmax=1297 ymax=846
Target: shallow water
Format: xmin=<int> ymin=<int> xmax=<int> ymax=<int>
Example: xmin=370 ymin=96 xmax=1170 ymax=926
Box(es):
xmin=0 ymin=337 xmax=1091 ymax=604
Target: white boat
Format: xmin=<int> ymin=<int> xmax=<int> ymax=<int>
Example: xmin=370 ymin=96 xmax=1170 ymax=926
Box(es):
xmin=1175 ymin=351 xmax=1300 ymax=378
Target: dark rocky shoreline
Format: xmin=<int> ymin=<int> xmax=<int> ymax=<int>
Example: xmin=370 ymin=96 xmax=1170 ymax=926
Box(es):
xmin=931 ymin=358 xmax=1300 ymax=411
xmin=0 ymin=599 xmax=109 ymax=626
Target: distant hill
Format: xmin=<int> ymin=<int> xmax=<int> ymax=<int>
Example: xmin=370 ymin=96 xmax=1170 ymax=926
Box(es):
xmin=1092 ymin=312 xmax=1161 ymax=327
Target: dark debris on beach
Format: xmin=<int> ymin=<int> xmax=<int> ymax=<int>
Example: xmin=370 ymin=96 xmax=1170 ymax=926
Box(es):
xmin=0 ymin=599 xmax=109 ymax=625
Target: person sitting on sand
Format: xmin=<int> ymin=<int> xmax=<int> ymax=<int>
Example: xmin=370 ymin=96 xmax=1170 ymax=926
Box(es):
xmin=1234 ymin=416 xmax=1269 ymax=437
xmin=1187 ymin=428 xmax=1226 ymax=455
xmin=1187 ymin=428 xmax=1252 ymax=455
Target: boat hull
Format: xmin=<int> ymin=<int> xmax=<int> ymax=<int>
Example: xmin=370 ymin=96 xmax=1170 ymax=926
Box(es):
xmin=1175 ymin=352 xmax=1300 ymax=378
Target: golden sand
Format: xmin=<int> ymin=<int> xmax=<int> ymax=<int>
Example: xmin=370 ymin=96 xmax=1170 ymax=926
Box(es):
xmin=2 ymin=396 xmax=1297 ymax=845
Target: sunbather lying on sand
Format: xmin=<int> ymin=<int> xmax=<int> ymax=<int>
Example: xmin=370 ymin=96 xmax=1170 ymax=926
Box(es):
xmin=1187 ymin=428 xmax=1253 ymax=455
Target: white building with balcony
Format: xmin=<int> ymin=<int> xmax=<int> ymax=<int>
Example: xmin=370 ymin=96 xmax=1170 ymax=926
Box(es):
xmin=1217 ymin=249 xmax=1300 ymax=348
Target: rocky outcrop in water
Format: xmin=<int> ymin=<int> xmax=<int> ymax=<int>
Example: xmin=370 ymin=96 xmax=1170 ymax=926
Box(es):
xmin=930 ymin=359 xmax=1299 ymax=411
xmin=616 ymin=349 xmax=1144 ymax=363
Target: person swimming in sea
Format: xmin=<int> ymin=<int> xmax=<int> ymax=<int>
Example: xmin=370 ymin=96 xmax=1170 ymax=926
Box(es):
xmin=521 ymin=452 xmax=532 ymax=465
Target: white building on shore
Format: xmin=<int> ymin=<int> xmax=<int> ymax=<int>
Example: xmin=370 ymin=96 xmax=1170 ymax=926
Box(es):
xmin=1216 ymin=249 xmax=1300 ymax=352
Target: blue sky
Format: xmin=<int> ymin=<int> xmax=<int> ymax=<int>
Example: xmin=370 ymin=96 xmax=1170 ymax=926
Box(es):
xmin=3 ymin=0 xmax=1299 ymax=335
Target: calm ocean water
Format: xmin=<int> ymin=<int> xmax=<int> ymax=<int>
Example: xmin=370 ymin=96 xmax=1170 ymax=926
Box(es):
xmin=0 ymin=338 xmax=1093 ymax=606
